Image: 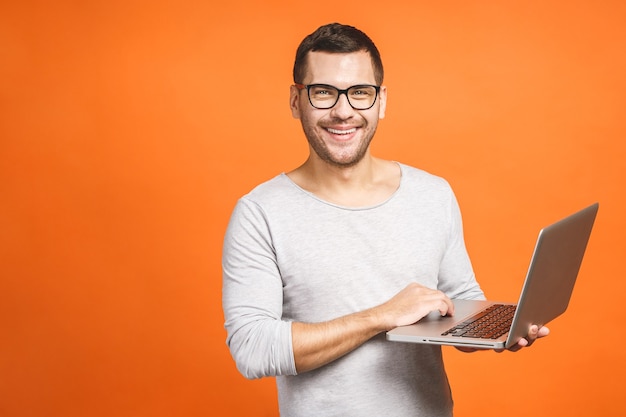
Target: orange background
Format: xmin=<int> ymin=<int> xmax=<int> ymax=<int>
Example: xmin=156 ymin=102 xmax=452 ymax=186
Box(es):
xmin=1 ymin=1 xmax=625 ymax=416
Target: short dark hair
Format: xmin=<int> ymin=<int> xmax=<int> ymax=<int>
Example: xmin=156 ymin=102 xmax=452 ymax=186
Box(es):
xmin=293 ymin=23 xmax=384 ymax=85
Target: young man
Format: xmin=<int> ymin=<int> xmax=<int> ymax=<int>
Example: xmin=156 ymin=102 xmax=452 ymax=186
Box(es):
xmin=222 ymin=23 xmax=548 ymax=416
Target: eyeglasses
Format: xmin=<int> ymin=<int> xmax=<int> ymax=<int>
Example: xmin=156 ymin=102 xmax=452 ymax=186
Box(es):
xmin=295 ymin=83 xmax=381 ymax=110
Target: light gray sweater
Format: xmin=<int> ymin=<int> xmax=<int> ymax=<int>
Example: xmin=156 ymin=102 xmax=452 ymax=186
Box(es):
xmin=222 ymin=163 xmax=484 ymax=416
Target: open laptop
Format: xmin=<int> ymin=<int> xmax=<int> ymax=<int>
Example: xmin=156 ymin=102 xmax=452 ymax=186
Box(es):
xmin=386 ymin=202 xmax=599 ymax=349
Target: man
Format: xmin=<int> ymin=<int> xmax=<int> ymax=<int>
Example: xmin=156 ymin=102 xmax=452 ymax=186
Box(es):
xmin=222 ymin=23 xmax=548 ymax=416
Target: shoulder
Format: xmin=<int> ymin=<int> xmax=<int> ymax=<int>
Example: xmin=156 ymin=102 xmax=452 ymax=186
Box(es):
xmin=233 ymin=173 xmax=307 ymax=217
xmin=397 ymin=163 xmax=453 ymax=193
xmin=226 ymin=174 xmax=293 ymax=237
xmin=244 ymin=173 xmax=295 ymax=201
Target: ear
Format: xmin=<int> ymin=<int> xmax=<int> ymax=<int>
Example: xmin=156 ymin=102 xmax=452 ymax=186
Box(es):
xmin=378 ymin=85 xmax=387 ymax=119
xmin=290 ymin=85 xmax=302 ymax=119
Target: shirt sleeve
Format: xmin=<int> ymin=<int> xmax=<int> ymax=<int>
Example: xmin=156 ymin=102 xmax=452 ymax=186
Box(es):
xmin=437 ymin=190 xmax=486 ymax=301
xmin=222 ymin=197 xmax=297 ymax=379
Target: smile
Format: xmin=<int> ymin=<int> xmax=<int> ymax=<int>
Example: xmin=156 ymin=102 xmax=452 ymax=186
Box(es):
xmin=326 ymin=127 xmax=357 ymax=135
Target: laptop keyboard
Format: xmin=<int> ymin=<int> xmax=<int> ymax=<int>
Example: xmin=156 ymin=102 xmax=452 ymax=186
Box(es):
xmin=441 ymin=304 xmax=517 ymax=339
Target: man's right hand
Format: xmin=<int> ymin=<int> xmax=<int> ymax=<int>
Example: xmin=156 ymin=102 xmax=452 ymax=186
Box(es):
xmin=374 ymin=282 xmax=455 ymax=330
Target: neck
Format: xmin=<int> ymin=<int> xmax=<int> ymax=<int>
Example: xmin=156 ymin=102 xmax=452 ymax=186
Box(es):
xmin=288 ymin=154 xmax=401 ymax=208
xmin=307 ymin=152 xmax=375 ymax=187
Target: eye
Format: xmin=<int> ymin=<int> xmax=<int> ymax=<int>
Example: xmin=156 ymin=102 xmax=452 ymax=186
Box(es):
xmin=310 ymin=86 xmax=337 ymax=99
xmin=349 ymin=87 xmax=375 ymax=99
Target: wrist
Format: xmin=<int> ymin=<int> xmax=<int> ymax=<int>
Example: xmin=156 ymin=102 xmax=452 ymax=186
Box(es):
xmin=363 ymin=304 xmax=395 ymax=333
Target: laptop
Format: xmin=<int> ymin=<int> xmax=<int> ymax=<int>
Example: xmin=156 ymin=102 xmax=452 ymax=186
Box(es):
xmin=386 ymin=202 xmax=599 ymax=349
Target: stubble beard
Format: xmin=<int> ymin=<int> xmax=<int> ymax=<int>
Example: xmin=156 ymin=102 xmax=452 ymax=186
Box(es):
xmin=301 ymin=117 xmax=378 ymax=168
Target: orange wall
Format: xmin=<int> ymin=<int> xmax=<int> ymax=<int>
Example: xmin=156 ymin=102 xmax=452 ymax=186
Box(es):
xmin=1 ymin=1 xmax=625 ymax=416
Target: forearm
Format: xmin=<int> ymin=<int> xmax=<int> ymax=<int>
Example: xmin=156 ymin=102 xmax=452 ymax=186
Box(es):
xmin=291 ymin=282 xmax=454 ymax=373
xmin=292 ymin=308 xmax=387 ymax=373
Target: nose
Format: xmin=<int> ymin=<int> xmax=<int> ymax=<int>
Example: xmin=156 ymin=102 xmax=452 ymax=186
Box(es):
xmin=330 ymin=92 xmax=355 ymax=118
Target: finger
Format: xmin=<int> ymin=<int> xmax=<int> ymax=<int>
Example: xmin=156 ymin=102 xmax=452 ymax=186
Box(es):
xmin=512 ymin=326 xmax=539 ymax=349
xmin=525 ymin=325 xmax=539 ymax=346
xmin=431 ymin=291 xmax=454 ymax=316
xmin=438 ymin=298 xmax=454 ymax=316
xmin=503 ymin=334 xmax=531 ymax=352
xmin=537 ymin=326 xmax=550 ymax=338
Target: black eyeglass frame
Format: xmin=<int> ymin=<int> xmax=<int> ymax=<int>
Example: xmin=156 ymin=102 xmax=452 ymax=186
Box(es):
xmin=295 ymin=83 xmax=381 ymax=110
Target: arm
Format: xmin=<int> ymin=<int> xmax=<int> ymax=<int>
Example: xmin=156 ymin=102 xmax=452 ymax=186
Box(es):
xmin=224 ymin=194 xmax=454 ymax=377
xmin=222 ymin=200 xmax=455 ymax=377
xmin=222 ymin=199 xmax=296 ymax=379
xmin=292 ymin=282 xmax=454 ymax=373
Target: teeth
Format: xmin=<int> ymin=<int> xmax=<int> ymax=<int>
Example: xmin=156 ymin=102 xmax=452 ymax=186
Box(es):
xmin=327 ymin=127 xmax=356 ymax=135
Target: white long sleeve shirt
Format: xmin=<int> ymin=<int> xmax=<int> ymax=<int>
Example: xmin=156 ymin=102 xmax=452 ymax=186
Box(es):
xmin=222 ymin=163 xmax=484 ymax=416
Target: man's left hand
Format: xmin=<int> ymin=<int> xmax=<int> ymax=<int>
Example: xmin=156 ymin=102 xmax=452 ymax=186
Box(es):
xmin=501 ymin=325 xmax=550 ymax=353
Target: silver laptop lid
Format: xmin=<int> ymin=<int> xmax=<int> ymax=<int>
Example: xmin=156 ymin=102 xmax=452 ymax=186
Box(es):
xmin=505 ymin=202 xmax=598 ymax=347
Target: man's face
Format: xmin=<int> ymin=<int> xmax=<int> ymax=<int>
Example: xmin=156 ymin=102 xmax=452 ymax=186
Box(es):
xmin=290 ymin=51 xmax=387 ymax=168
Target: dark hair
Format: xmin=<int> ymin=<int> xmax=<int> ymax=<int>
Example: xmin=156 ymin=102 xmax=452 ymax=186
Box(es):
xmin=293 ymin=23 xmax=384 ymax=85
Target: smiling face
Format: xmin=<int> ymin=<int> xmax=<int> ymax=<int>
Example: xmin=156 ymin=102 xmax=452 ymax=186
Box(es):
xmin=290 ymin=51 xmax=387 ymax=168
